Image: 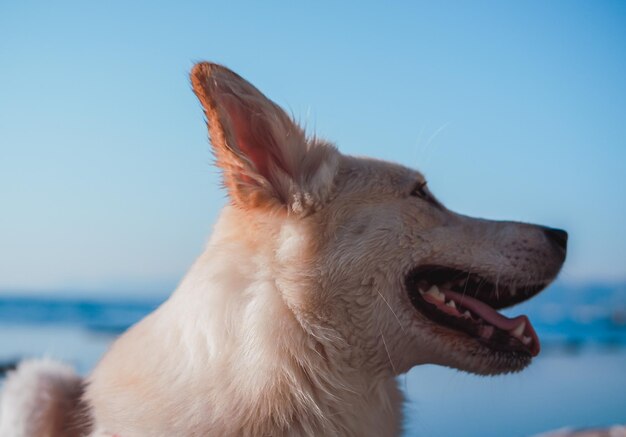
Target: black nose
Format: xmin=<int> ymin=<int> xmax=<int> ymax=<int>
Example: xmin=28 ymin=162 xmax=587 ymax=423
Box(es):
xmin=544 ymin=227 xmax=568 ymax=251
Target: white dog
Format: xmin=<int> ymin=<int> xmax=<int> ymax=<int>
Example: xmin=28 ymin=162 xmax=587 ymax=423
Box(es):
xmin=0 ymin=62 xmax=567 ymax=437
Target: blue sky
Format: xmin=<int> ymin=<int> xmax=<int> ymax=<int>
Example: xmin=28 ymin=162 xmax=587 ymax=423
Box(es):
xmin=1 ymin=1 xmax=625 ymax=295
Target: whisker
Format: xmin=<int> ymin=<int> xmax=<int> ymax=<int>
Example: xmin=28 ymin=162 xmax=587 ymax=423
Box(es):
xmin=380 ymin=330 xmax=397 ymax=375
xmin=376 ymin=289 xmax=405 ymax=333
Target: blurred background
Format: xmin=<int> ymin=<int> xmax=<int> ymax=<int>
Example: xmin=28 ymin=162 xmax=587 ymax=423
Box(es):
xmin=1 ymin=1 xmax=625 ymax=436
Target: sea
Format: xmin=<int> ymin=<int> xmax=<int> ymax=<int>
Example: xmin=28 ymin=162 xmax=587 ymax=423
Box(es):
xmin=1 ymin=281 xmax=625 ymax=437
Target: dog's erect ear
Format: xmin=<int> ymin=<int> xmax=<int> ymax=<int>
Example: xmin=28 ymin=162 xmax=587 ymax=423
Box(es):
xmin=191 ymin=62 xmax=338 ymax=213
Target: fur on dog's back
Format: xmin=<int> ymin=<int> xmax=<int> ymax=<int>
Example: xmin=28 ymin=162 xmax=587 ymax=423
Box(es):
xmin=0 ymin=359 xmax=87 ymax=437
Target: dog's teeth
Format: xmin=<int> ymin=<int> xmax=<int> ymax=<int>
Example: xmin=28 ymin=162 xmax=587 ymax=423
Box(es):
xmin=512 ymin=321 xmax=526 ymax=338
xmin=463 ymin=310 xmax=472 ymax=318
xmin=522 ymin=336 xmax=532 ymax=345
xmin=418 ymin=288 xmax=425 ymax=295
xmin=446 ymin=300 xmax=456 ymax=309
xmin=425 ymin=285 xmax=445 ymax=302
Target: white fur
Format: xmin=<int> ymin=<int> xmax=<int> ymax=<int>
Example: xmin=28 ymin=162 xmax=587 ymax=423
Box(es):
xmin=0 ymin=359 xmax=82 ymax=437
xmin=83 ymin=208 xmax=403 ymax=436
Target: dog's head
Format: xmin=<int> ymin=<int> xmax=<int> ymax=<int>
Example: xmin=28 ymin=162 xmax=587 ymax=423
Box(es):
xmin=191 ymin=63 xmax=567 ymax=377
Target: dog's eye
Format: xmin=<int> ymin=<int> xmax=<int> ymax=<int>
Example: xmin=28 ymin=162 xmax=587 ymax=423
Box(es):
xmin=410 ymin=181 xmax=430 ymax=200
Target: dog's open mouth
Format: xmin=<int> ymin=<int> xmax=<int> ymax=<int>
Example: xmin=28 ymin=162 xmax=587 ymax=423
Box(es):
xmin=406 ymin=266 xmax=548 ymax=357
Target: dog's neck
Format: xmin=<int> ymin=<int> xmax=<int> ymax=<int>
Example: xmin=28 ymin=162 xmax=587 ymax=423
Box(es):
xmin=171 ymin=207 xmax=404 ymax=435
xmin=86 ymin=207 xmax=403 ymax=436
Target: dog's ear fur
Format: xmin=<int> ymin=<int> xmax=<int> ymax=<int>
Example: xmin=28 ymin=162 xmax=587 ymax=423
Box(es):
xmin=191 ymin=62 xmax=338 ymax=213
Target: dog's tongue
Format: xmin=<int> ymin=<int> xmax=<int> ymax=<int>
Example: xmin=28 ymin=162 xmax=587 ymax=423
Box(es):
xmin=441 ymin=290 xmax=540 ymax=356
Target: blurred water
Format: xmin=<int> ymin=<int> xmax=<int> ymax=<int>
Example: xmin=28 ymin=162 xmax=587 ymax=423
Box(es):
xmin=403 ymin=349 xmax=626 ymax=437
xmin=2 ymin=282 xmax=625 ymax=348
